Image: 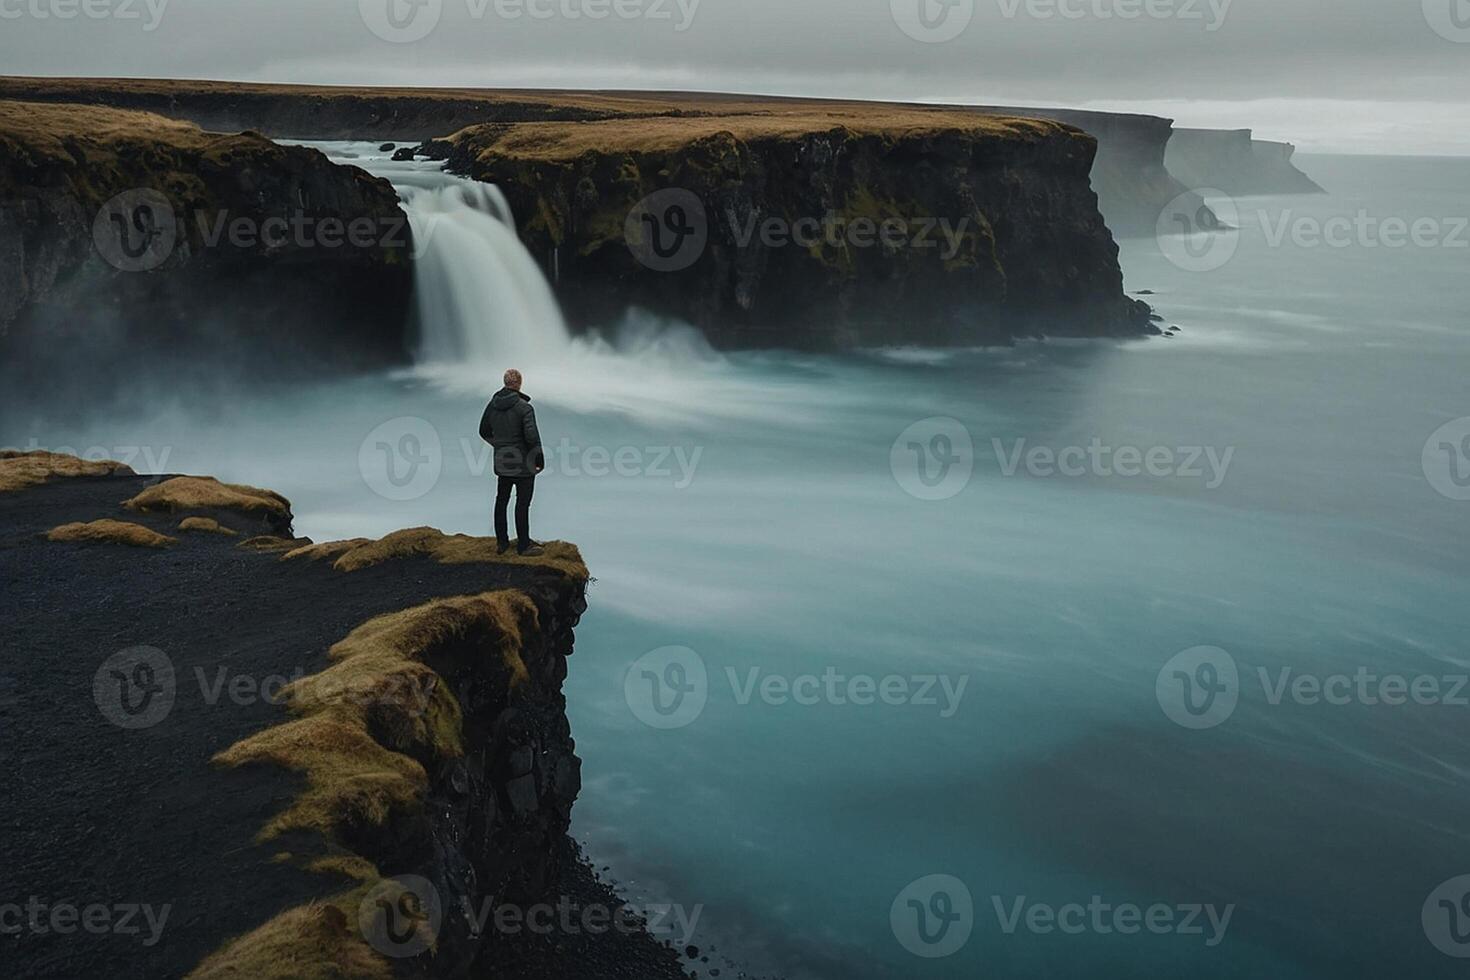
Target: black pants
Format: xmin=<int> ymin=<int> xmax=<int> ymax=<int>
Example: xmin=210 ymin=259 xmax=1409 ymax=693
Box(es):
xmin=495 ymin=475 xmax=536 ymax=549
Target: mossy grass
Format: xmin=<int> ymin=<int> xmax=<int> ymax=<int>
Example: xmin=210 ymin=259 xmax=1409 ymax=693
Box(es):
xmin=124 ymin=476 xmax=291 ymax=520
xmin=0 ymin=450 xmax=134 ymax=493
xmin=199 ymin=589 xmax=542 ymax=979
xmin=283 ymin=526 xmax=588 ymax=582
xmin=46 ymin=519 xmax=175 ymax=549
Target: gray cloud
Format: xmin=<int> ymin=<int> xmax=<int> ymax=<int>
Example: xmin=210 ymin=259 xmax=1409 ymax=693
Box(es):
xmin=1 ymin=0 xmax=1466 ymax=151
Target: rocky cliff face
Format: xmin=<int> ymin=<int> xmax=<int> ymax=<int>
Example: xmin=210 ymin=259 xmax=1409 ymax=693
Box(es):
xmin=1 ymin=454 xmax=689 ymax=979
xmin=0 ymin=100 xmax=414 ymax=397
xmin=976 ymin=105 xmax=1221 ymax=237
xmin=1166 ymin=128 xmax=1325 ymax=195
xmin=0 ymin=81 xmax=1163 ymax=352
xmin=443 ymin=112 xmax=1154 ymax=347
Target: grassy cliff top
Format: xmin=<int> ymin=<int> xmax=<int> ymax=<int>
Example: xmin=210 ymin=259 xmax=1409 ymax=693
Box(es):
xmin=0 ymin=98 xmax=225 ymax=149
xmin=0 ymin=76 xmax=1080 ymax=151
xmin=448 ymin=105 xmax=1071 ymax=162
xmin=0 ymin=99 xmax=291 ymax=206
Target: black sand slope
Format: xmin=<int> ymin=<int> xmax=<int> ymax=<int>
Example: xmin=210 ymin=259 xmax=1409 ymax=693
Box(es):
xmin=0 ymin=472 xmax=690 ymax=979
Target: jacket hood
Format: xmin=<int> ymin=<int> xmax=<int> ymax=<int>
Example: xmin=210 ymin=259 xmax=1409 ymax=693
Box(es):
xmin=490 ymin=387 xmax=530 ymax=410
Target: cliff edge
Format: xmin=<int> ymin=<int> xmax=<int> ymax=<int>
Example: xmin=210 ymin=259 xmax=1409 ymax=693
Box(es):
xmin=442 ymin=106 xmax=1153 ymax=347
xmin=0 ymin=100 xmax=414 ymax=400
xmin=0 ymin=451 xmax=691 ymax=980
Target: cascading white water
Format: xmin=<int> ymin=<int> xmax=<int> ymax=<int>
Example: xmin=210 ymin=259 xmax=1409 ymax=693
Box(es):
xmin=302 ymin=142 xmax=572 ymax=368
xmin=397 ymin=175 xmax=572 ymax=366
xmin=301 ymin=142 xmax=727 ymax=417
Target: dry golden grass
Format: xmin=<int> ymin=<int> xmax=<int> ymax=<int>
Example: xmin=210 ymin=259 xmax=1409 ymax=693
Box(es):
xmin=0 ymin=450 xmax=135 ymax=493
xmin=179 ymin=517 xmax=238 ymax=537
xmin=187 ymin=900 xmax=391 ymax=980
xmin=282 ymin=539 xmax=371 ymax=563
xmin=451 ymin=106 xmax=1063 ymax=163
xmin=46 ymin=520 xmax=175 ymax=549
xmin=124 ymin=476 xmax=291 ymax=520
xmin=290 ymin=526 xmax=587 ymax=581
xmin=0 ymin=99 xmax=220 ymax=155
xmin=213 ymin=590 xmax=538 ymax=842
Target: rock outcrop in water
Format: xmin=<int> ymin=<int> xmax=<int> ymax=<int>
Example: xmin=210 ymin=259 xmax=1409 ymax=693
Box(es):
xmin=0 ymin=451 xmax=692 ymax=980
xmin=1166 ymin=128 xmax=1326 ymax=196
xmin=442 ymin=109 xmax=1154 ymax=347
xmin=0 ymin=100 xmax=413 ymax=397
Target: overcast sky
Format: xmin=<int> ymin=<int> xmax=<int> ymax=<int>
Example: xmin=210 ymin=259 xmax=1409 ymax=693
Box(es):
xmin=2 ymin=0 xmax=1468 ymax=152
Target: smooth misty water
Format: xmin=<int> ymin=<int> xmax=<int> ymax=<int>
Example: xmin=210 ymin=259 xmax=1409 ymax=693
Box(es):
xmin=9 ymin=154 xmax=1469 ymax=979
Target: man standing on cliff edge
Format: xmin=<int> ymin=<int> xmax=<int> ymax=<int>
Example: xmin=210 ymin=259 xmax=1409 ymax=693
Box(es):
xmin=480 ymin=369 xmax=546 ymax=556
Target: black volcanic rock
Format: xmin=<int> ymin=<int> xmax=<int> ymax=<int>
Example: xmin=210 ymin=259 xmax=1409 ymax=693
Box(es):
xmin=0 ymin=99 xmax=414 ymax=399
xmin=0 ymin=456 xmax=690 ymax=980
xmin=445 ymin=110 xmax=1154 ymax=348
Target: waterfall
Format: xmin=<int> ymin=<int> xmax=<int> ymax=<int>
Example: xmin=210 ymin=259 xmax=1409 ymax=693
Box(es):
xmin=396 ymin=176 xmax=571 ymax=367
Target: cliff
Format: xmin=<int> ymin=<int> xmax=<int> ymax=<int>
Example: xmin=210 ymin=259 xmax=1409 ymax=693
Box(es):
xmin=0 ymin=79 xmax=1161 ymax=349
xmin=0 ymin=100 xmax=414 ymax=399
xmin=0 ymin=78 xmax=1230 ymax=240
xmin=971 ymin=105 xmax=1219 ymax=237
xmin=1166 ymin=128 xmax=1325 ymax=195
xmin=441 ymin=108 xmax=1153 ymax=347
xmin=0 ymin=450 xmax=691 ymax=980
